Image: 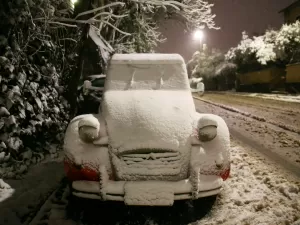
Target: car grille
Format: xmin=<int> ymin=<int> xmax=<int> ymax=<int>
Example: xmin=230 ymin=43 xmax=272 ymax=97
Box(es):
xmin=121 ymin=151 xmax=181 ymax=168
xmin=111 ymin=149 xmax=189 ymax=180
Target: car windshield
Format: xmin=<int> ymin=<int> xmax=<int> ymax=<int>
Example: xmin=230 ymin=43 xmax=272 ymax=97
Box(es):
xmin=105 ymin=63 xmax=190 ymax=91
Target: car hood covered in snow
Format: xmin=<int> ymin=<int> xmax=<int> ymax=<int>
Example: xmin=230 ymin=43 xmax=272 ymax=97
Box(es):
xmin=102 ymin=53 xmax=196 ymax=154
xmin=102 ymin=90 xmax=195 ymax=154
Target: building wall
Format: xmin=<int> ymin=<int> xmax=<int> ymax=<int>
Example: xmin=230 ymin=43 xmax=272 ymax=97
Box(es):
xmin=284 ymin=3 xmax=300 ymax=23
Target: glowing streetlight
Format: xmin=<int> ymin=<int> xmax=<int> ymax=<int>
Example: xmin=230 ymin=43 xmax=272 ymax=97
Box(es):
xmin=193 ymin=30 xmax=205 ymax=51
xmin=194 ymin=30 xmax=204 ymax=41
xmin=71 ymin=0 xmax=78 ymax=8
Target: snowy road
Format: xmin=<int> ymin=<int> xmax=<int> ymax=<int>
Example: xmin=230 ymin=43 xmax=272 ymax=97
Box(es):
xmin=1 ymin=93 xmax=300 ymax=225
xmin=194 ymin=92 xmax=300 ymax=177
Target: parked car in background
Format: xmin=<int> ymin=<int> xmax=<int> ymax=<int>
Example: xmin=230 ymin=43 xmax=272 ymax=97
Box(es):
xmin=64 ymin=54 xmax=231 ymax=206
xmin=77 ymin=74 xmax=106 ymax=114
xmin=190 ymin=77 xmax=205 ymax=96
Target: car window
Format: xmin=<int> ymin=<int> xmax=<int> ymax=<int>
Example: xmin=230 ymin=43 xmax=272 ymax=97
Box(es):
xmin=105 ymin=63 xmax=190 ymax=91
xmin=92 ymin=78 xmax=106 ymax=87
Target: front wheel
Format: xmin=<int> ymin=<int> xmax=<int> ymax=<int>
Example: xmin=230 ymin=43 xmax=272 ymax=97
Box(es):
xmin=198 ymin=91 xmax=204 ymax=97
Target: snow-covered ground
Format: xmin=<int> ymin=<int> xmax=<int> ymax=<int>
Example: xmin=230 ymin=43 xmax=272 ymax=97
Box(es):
xmin=199 ymin=140 xmax=300 ymax=225
xmin=207 ymin=91 xmax=300 ymax=104
xmin=0 ymin=155 xmax=64 ymax=225
xmin=1 ymin=91 xmax=300 ymax=224
xmin=194 ymin=93 xmax=300 ymax=171
xmin=0 ymin=179 xmax=14 ymax=203
xmin=247 ymin=93 xmax=300 ymax=104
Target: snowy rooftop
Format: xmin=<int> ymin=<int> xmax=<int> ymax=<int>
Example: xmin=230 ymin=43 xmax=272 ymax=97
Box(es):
xmin=110 ymin=54 xmax=185 ymax=65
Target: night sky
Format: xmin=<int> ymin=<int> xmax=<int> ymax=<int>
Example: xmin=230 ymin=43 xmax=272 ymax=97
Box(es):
xmin=157 ymin=0 xmax=296 ymax=61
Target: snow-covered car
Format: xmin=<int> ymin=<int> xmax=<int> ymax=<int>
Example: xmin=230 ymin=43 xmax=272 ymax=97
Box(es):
xmin=190 ymin=77 xmax=205 ymax=96
xmin=77 ymin=75 xmax=106 ymax=114
xmin=63 ymin=54 xmax=231 ymax=206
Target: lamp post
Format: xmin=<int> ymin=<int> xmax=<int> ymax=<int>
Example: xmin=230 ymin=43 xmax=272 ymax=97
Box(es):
xmin=193 ymin=30 xmax=204 ymax=52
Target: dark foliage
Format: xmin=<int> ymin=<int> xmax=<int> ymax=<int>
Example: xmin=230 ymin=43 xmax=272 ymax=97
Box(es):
xmin=0 ymin=0 xmax=80 ymax=177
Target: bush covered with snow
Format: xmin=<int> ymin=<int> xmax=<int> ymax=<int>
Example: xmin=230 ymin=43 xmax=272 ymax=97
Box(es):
xmin=225 ymin=31 xmax=276 ymax=73
xmin=275 ymin=21 xmax=300 ymax=64
xmin=226 ymin=21 xmax=300 ymax=73
xmin=0 ymin=0 xmax=80 ymax=178
xmin=186 ymin=47 xmax=236 ymax=90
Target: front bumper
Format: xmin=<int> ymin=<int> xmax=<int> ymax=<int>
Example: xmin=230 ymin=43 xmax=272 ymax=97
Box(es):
xmin=71 ymin=174 xmax=223 ymax=206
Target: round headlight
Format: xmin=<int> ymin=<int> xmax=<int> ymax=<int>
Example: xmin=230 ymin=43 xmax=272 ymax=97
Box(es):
xmin=78 ymin=116 xmax=100 ymax=142
xmin=197 ymin=116 xmax=218 ymax=142
xmin=198 ymin=125 xmax=217 ymax=142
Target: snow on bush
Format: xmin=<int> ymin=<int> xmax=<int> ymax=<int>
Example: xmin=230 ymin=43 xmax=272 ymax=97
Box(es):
xmin=0 ymin=0 xmax=79 ymax=179
xmin=275 ymin=21 xmax=300 ymax=63
xmin=187 ymin=48 xmax=225 ymax=79
xmin=226 ymin=31 xmax=267 ymax=73
xmin=226 ymin=21 xmax=300 ymax=73
xmin=187 ymin=47 xmax=236 ymax=91
xmin=250 ymin=35 xmax=276 ymax=65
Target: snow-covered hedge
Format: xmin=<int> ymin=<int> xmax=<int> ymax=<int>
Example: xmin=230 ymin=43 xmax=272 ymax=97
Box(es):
xmin=226 ymin=21 xmax=300 ymax=73
xmin=186 ymin=47 xmax=236 ymax=90
xmin=187 ymin=48 xmax=224 ymax=78
xmin=0 ymin=0 xmax=79 ymax=178
xmin=275 ymin=21 xmax=300 ymax=63
xmin=225 ymin=32 xmax=272 ymax=73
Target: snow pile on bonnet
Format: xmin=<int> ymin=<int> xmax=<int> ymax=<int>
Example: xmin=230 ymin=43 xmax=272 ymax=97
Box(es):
xmin=103 ymin=91 xmax=195 ymax=153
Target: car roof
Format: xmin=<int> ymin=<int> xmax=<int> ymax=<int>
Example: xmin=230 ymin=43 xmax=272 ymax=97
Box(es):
xmin=110 ymin=53 xmax=185 ymax=65
xmin=88 ymin=74 xmax=106 ymax=79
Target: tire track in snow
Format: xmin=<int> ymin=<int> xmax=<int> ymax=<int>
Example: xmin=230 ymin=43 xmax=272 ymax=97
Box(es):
xmin=207 ymin=91 xmax=300 ymax=104
xmin=229 ymin=128 xmax=300 ymax=178
xmin=27 ymin=178 xmax=71 ymax=225
xmin=198 ymin=140 xmax=300 ymax=225
xmin=194 ymin=97 xmax=300 ymax=178
xmin=194 ymin=96 xmax=300 ymax=135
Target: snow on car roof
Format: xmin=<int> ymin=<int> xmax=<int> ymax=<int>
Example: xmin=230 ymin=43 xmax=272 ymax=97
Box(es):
xmin=110 ymin=53 xmax=185 ymax=65
xmin=87 ymin=74 xmax=106 ymax=79
xmin=105 ymin=54 xmax=190 ymax=91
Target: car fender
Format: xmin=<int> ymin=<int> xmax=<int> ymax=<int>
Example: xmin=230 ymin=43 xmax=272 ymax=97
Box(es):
xmin=64 ymin=114 xmax=112 ymax=178
xmin=191 ymin=113 xmax=230 ymax=179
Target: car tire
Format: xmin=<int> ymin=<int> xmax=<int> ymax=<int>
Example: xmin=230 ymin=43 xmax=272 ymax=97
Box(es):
xmin=66 ymin=183 xmax=86 ymax=220
xmin=198 ymin=91 xmax=204 ymax=97
xmin=180 ymin=196 xmax=217 ymax=222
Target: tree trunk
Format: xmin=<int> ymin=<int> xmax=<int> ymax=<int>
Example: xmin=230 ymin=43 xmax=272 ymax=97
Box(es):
xmin=67 ymin=0 xmax=93 ymax=117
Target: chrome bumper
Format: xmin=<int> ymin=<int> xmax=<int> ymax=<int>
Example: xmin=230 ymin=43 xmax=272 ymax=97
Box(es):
xmin=71 ymin=174 xmax=223 ymax=206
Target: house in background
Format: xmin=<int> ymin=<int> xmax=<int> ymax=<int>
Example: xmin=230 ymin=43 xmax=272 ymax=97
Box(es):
xmin=279 ymin=0 xmax=300 ymax=24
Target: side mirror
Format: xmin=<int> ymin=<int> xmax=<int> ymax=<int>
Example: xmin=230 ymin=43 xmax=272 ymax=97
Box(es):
xmin=83 ymin=80 xmax=92 ymax=95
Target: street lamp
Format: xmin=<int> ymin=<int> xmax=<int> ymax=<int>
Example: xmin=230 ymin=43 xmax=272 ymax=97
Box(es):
xmin=71 ymin=0 xmax=78 ymax=8
xmin=193 ymin=30 xmax=204 ymax=51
